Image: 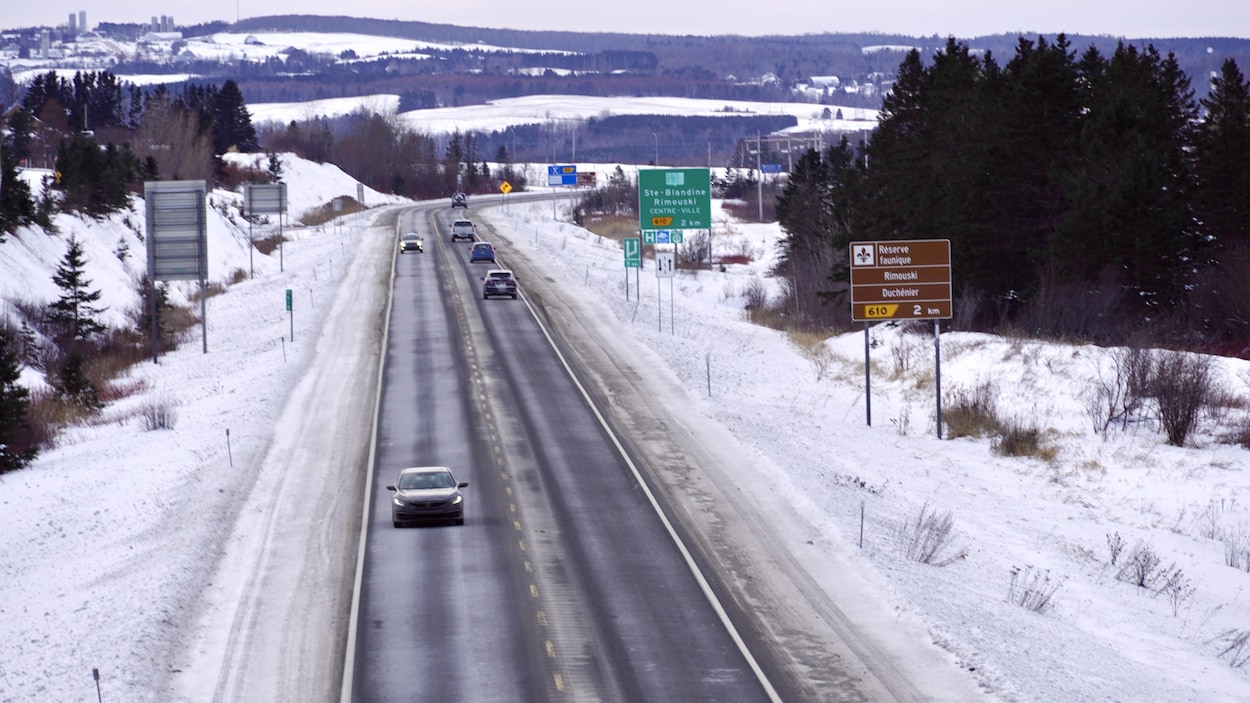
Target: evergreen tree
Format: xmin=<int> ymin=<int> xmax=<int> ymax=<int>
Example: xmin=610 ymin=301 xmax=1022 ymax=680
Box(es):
xmin=1055 ymin=43 xmax=1199 ymax=313
xmin=1193 ymin=59 xmax=1250 ymax=252
xmin=210 ymin=79 xmax=259 ymax=154
xmin=0 ymin=326 xmax=39 ymax=473
xmin=444 ymin=129 xmax=464 ymax=192
xmin=1 ymin=134 xmax=35 ymax=236
xmin=266 ymin=151 xmax=284 ymax=182
xmin=45 ymin=237 xmax=107 ymax=343
xmin=55 ymin=349 xmax=100 ymax=410
xmin=54 ymin=134 xmax=140 ymax=216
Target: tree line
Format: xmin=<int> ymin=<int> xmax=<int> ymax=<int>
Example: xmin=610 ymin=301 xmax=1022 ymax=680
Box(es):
xmin=772 ymin=36 xmax=1250 ymax=351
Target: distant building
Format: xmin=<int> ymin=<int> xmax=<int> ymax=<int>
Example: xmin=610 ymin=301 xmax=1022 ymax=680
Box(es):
xmin=68 ymin=13 xmax=76 ymax=35
xmin=79 ymin=11 xmax=87 ymax=34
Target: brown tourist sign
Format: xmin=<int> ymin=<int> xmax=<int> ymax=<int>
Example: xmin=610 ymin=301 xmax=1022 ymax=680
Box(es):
xmin=849 ymin=239 xmax=952 ymax=321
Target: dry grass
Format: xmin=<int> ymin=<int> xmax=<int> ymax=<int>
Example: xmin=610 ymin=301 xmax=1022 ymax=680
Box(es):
xmin=943 ymin=380 xmax=1001 ymax=439
xmin=298 ymin=197 xmax=367 ymax=226
xmin=583 ymin=214 xmax=639 ymax=242
xmin=993 ymin=417 xmax=1059 ymax=461
xmin=253 ymin=233 xmax=286 ymax=255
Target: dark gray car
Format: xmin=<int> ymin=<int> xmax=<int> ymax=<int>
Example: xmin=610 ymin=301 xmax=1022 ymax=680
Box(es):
xmin=386 ymin=466 xmax=468 ymax=526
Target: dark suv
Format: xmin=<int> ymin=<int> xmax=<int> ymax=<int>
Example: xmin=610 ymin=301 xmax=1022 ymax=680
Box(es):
xmin=483 ymin=269 xmax=518 ymax=299
xmin=451 ymin=192 xmax=468 ymax=208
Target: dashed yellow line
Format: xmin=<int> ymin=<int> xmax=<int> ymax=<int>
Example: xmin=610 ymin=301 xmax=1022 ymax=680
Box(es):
xmin=529 ymin=584 xmax=540 ymax=599
xmin=553 ymin=674 xmax=564 ymax=691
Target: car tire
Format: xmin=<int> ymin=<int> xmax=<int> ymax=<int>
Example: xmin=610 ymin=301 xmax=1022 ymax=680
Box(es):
xmin=483 ymin=293 xmax=489 ymax=299
xmin=512 ymin=294 xmax=518 ymax=299
xmin=393 ymin=520 xmax=401 ymax=528
xmin=455 ymin=518 xmax=465 ymax=526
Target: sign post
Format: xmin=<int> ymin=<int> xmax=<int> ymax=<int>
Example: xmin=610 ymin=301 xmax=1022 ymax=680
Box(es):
xmin=849 ymin=239 xmax=953 ymax=434
xmin=623 ymin=236 xmax=641 ymax=300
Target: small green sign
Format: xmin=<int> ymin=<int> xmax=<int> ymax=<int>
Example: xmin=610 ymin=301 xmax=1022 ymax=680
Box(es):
xmin=624 ymin=237 xmax=641 ymax=268
xmin=285 ymin=289 xmax=292 ymax=311
xmin=639 ymin=168 xmax=711 ymax=231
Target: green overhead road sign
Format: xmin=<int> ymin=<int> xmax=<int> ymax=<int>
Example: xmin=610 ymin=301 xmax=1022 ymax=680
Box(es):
xmin=639 ymin=168 xmax=711 ymax=230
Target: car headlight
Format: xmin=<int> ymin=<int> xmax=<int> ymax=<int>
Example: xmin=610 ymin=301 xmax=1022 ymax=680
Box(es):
xmin=450 ymin=495 xmax=463 ymax=505
xmin=392 ymin=496 xmax=406 ymax=507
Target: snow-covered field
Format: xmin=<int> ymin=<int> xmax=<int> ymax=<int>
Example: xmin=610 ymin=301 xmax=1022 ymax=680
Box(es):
xmin=2 ymin=163 xmax=1249 ymax=701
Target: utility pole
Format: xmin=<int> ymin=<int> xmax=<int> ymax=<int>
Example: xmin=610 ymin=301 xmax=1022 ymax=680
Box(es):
xmin=756 ymin=132 xmax=763 ymax=222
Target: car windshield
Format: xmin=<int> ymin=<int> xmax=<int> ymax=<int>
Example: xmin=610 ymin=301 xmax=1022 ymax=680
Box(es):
xmin=403 ymin=235 xmax=419 ymax=242
xmin=489 ymin=272 xmax=511 ymax=280
xmin=400 ymin=471 xmax=455 ymax=490
xmin=474 ymin=244 xmax=491 ymax=252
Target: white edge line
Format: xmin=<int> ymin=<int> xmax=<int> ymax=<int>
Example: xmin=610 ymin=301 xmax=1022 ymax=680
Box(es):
xmin=516 ymin=269 xmax=785 ymax=703
xmin=338 ymin=216 xmax=400 ymax=703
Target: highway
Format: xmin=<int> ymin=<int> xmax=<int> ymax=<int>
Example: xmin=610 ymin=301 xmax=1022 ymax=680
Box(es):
xmin=345 ymin=198 xmax=782 ymax=702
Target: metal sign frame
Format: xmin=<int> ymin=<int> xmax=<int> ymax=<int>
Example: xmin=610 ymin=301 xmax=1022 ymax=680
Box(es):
xmin=145 ymin=180 xmax=208 ymax=360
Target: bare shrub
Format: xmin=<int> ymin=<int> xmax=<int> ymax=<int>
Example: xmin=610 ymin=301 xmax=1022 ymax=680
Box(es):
xmin=895 ymin=503 xmax=967 ymax=566
xmin=891 ymin=405 xmax=912 ymax=437
xmin=1224 ymin=529 xmax=1250 ymax=572
xmin=1084 ymin=347 xmax=1155 ymax=436
xmin=1155 ymin=568 xmax=1195 ymax=616
xmin=1106 ymin=531 xmax=1126 ymax=566
xmin=677 ymin=230 xmax=710 ymax=267
xmin=1210 ymin=629 xmax=1250 ymax=668
xmin=742 ymin=278 xmax=767 ymax=312
xmin=942 ymin=380 xmax=1000 ymax=439
xmin=1151 ymin=351 xmax=1216 ymax=447
xmin=993 ymin=416 xmax=1056 ymax=460
xmin=890 ymin=334 xmax=923 ymax=377
xmin=1196 ymin=498 xmax=1236 ymax=540
xmin=1007 ymin=565 xmax=1063 ymax=613
xmin=1115 ymin=542 xmax=1177 ymax=591
xmin=140 ymin=390 xmax=178 ymax=431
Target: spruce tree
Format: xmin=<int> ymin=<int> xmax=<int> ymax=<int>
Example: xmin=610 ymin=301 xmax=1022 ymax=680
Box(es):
xmin=1193 ymin=59 xmax=1250 ymax=253
xmin=1057 ymin=43 xmax=1198 ymax=313
xmin=0 ymin=327 xmax=39 ymax=473
xmin=45 ymin=237 xmax=107 ymax=342
xmin=211 ymin=79 xmax=259 ymax=154
xmin=0 ymin=136 xmax=35 ymax=236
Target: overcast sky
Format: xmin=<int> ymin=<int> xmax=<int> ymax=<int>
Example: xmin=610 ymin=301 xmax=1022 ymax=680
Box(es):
xmin=10 ymin=2 xmax=1250 ymax=39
